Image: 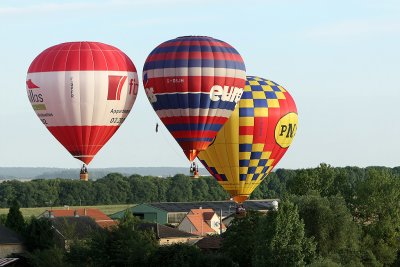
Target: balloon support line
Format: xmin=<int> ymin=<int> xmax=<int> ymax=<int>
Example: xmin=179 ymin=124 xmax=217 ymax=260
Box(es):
xmin=158 ymin=124 xmax=187 ymax=162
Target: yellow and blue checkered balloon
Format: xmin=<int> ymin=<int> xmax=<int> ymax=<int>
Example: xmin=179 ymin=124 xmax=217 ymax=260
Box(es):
xmin=198 ymin=76 xmax=298 ymax=203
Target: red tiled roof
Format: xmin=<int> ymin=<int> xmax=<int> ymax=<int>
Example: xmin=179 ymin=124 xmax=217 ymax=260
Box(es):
xmin=189 ymin=209 xmax=218 ymax=222
xmin=96 ymin=220 xmax=118 ymax=228
xmin=186 ymin=214 xmax=215 ymax=235
xmin=45 ymin=208 xmax=116 ymax=228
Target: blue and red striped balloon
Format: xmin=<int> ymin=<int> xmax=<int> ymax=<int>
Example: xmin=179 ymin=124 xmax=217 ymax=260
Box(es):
xmin=143 ymin=36 xmax=246 ymax=161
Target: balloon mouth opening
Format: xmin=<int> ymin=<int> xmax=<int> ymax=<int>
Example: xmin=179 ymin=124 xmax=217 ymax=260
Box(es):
xmin=184 ymin=149 xmax=200 ymax=162
xmin=74 ymin=155 xmax=94 ymax=165
xmin=232 ymin=195 xmax=249 ymax=204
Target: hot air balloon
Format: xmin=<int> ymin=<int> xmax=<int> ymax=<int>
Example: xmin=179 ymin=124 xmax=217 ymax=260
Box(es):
xmin=26 ymin=42 xmax=138 ymax=179
xmin=142 ymin=36 xmax=246 ymax=176
xmin=198 ymin=76 xmax=298 ymax=209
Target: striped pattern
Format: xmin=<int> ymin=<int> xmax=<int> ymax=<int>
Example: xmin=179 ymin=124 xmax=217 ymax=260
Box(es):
xmin=143 ymin=36 xmax=246 ymax=161
xmin=198 ymin=76 xmax=298 ymax=203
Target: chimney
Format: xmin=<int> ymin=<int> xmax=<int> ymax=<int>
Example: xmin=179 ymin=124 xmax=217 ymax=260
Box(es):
xmin=84 ymin=208 xmax=87 ymax=216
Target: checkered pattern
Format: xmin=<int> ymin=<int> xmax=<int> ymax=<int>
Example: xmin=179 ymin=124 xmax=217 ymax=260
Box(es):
xmin=237 ymin=76 xmax=287 ymax=182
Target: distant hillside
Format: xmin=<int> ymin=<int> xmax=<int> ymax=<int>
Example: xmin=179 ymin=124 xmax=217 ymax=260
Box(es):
xmin=0 ymin=167 xmax=207 ymax=180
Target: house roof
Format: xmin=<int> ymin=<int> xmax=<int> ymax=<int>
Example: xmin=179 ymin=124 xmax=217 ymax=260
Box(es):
xmin=0 ymin=225 xmax=23 ymax=244
xmin=189 ymin=208 xmax=216 ymax=221
xmin=203 ymin=212 xmax=215 ymax=221
xmin=50 ymin=217 xmax=100 ymax=239
xmin=42 ymin=208 xmax=117 ymax=228
xmin=195 ymin=236 xmax=222 ymax=250
xmin=145 ymin=199 xmax=277 ymax=217
xmin=189 ymin=208 xmax=213 ymax=214
xmin=137 ymin=223 xmax=198 ymax=239
xmin=0 ymin=258 xmax=19 ymax=267
xmin=186 ymin=214 xmax=215 ymax=235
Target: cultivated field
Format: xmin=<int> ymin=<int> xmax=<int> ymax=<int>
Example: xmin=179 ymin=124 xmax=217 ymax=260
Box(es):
xmin=0 ymin=204 xmax=135 ymax=217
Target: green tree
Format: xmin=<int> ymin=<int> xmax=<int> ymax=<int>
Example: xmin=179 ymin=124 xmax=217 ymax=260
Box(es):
xmin=98 ymin=173 xmax=131 ymax=203
xmin=24 ymin=217 xmax=55 ymax=251
xmin=250 ymin=176 xmax=271 ymax=199
xmin=252 ymin=200 xmax=316 ymax=267
xmin=28 ymin=247 xmax=69 ymax=267
xmin=293 ymin=194 xmax=362 ymax=265
xmin=287 ymin=168 xmax=320 ymax=196
xmin=148 ymin=243 xmax=203 ymax=267
xmin=90 ymin=173 xmax=131 ymax=205
xmin=0 ymin=182 xmax=17 ymax=207
xmin=192 ymin=178 xmax=210 ymax=201
xmin=202 ymin=176 xmax=229 ymax=200
xmin=221 ymin=210 xmax=263 ymax=266
xmin=149 ymin=243 xmax=237 ymax=267
xmin=199 ymin=253 xmax=238 ymax=267
xmin=167 ymin=174 xmax=193 ymax=202
xmin=68 ymin=211 xmax=157 ymax=266
xmin=0 ymin=214 xmax=6 ymax=225
xmin=129 ymin=176 xmax=159 ymax=203
xmin=154 ymin=176 xmax=169 ymax=202
xmin=350 ymin=169 xmax=400 ymax=266
xmin=5 ymin=199 xmax=25 ymax=233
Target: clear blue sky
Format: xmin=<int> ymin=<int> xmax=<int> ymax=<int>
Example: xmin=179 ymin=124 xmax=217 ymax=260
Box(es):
xmin=0 ymin=0 xmax=399 ymax=169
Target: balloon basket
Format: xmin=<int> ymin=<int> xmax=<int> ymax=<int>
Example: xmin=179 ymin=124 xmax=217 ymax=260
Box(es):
xmin=190 ymin=172 xmax=200 ymax=179
xmin=235 ymin=205 xmax=246 ymax=218
xmin=80 ymin=173 xmax=89 ymax=181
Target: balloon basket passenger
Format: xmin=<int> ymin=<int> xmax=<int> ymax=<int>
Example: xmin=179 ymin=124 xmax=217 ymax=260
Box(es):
xmin=80 ymin=164 xmax=89 ymax=181
xmin=235 ymin=204 xmax=246 ymax=217
xmin=190 ymin=162 xmax=200 ymax=179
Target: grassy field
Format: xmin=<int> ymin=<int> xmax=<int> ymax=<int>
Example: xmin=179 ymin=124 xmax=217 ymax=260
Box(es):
xmin=0 ymin=204 xmax=135 ymax=217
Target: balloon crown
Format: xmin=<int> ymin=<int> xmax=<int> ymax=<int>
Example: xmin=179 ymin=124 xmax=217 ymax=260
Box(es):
xmin=177 ymin=35 xmax=212 ymax=38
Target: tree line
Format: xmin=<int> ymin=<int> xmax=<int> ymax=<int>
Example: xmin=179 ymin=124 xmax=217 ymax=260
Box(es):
xmin=0 ymin=174 xmax=229 ymax=208
xmin=1 ymin=165 xmax=400 ymax=208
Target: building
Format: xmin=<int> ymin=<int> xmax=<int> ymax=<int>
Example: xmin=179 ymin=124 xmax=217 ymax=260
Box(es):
xmin=110 ymin=199 xmax=277 ymax=225
xmin=40 ymin=208 xmax=117 ymax=228
xmin=0 ymin=225 xmax=25 ymax=258
xmin=137 ymin=223 xmax=202 ymax=245
xmin=177 ymin=209 xmax=226 ymax=236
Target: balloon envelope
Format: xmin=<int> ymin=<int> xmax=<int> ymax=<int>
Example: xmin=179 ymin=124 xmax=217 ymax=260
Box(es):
xmin=142 ymin=36 xmax=246 ymax=161
xmin=198 ymin=76 xmax=298 ymax=203
xmin=26 ymin=41 xmax=138 ymax=164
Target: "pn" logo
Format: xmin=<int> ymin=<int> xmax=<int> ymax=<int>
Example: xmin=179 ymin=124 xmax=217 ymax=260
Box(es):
xmin=274 ymin=112 xmax=298 ymax=148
